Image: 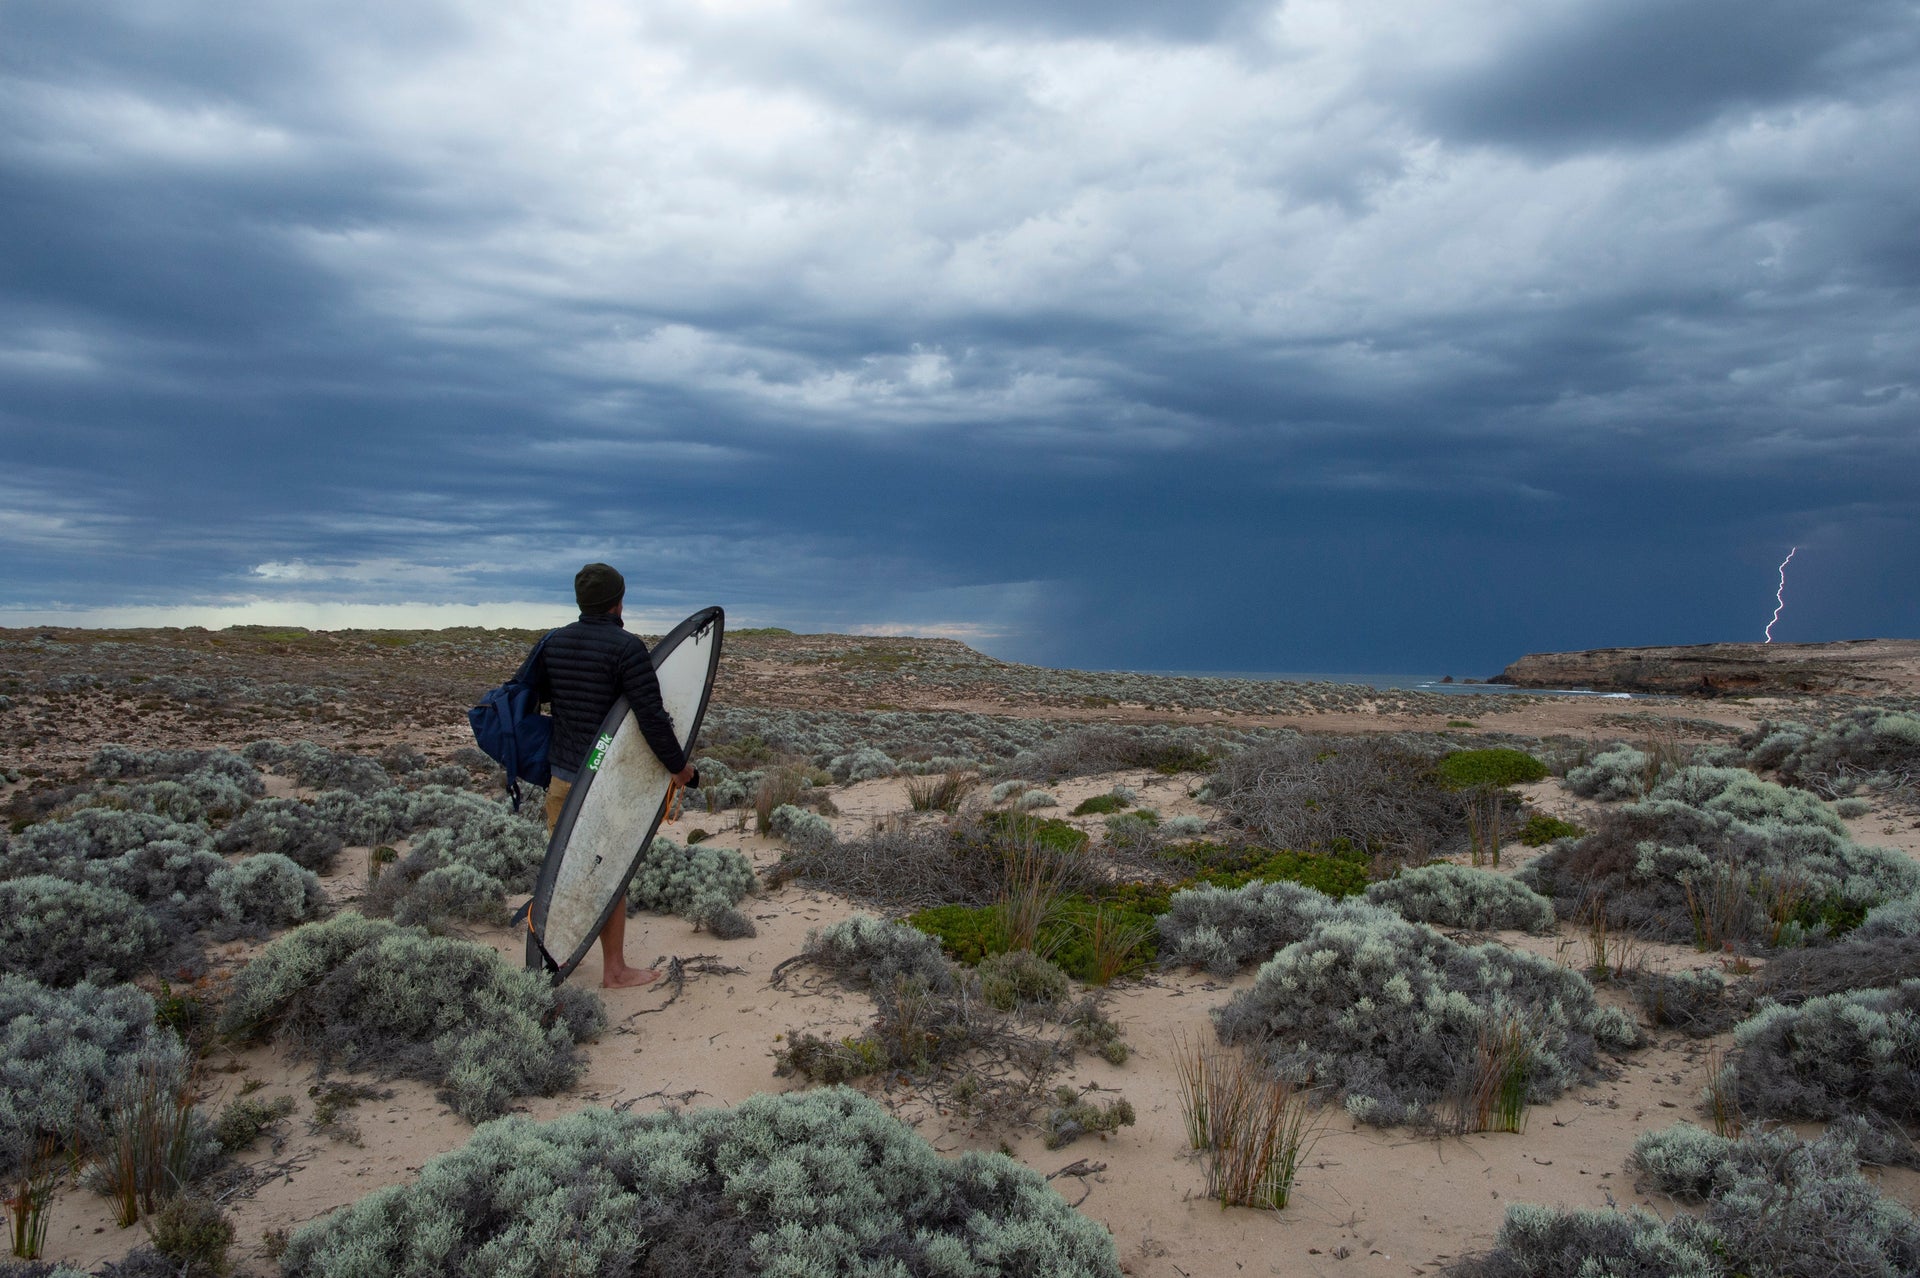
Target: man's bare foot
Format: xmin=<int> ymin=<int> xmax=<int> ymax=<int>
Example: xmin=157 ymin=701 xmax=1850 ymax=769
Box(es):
xmin=602 ymin=966 xmax=662 ymax=989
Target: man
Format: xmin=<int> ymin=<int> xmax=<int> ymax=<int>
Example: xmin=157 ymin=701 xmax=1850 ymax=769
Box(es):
xmin=526 ymin=562 xmax=695 ymax=988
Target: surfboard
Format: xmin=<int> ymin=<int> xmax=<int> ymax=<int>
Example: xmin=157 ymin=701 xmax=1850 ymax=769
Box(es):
xmin=525 ymin=606 xmax=724 ymax=981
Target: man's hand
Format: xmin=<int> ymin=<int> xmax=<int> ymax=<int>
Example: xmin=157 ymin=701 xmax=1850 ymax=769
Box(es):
xmin=673 ymin=764 xmax=698 ymax=787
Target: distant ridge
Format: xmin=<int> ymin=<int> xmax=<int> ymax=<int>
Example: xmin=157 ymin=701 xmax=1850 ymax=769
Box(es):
xmin=1490 ymin=639 xmax=1920 ymax=697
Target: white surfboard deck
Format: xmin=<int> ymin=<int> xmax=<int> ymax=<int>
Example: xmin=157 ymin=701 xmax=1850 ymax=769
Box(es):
xmin=527 ymin=606 xmax=723 ymax=980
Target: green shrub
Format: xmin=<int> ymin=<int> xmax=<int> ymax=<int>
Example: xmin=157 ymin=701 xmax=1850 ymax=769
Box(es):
xmin=216 ymin=913 xmax=606 ymax=1122
xmin=1070 ymin=794 xmax=1128 ymax=816
xmin=0 ymin=876 xmax=161 ymax=987
xmin=908 ymin=903 xmax=1010 ymax=965
xmin=207 ymin=853 xmax=325 ymax=941
xmin=214 ymin=798 xmax=342 ymax=872
xmin=1517 ymin=814 xmax=1585 ymax=846
xmin=279 ymin=1089 xmax=1121 ymax=1277
xmin=1214 ymin=909 xmax=1638 ymax=1126
xmin=1 ymin=978 xmax=182 ymax=1176
xmin=147 ymin=1194 xmax=235 ymax=1277
xmin=1366 ymin=864 xmax=1557 ymax=933
xmin=1436 ymin=749 xmax=1548 ymax=790
xmin=979 ymin=950 xmax=1069 ymax=1011
xmin=984 ymin=811 xmax=1089 ymax=855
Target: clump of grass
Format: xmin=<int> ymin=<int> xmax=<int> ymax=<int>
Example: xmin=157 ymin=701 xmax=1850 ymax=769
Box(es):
xmin=6 ymin=1139 xmax=60 ymax=1261
xmin=906 ymin=771 xmax=977 ymax=814
xmin=1450 ymin=1015 xmax=1535 ymax=1135
xmin=87 ymin=1050 xmax=212 ymax=1228
xmin=1171 ymin=1034 xmax=1320 ymax=1210
xmin=1085 ymin=905 xmax=1157 ymax=985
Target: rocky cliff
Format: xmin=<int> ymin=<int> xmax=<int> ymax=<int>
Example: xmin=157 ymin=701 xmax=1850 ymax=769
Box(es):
xmin=1490 ymin=639 xmax=1920 ymax=697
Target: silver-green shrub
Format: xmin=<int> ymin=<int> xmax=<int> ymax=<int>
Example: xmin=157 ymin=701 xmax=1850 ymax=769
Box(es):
xmin=1857 ymin=893 xmax=1920 ymax=941
xmin=207 ymin=853 xmax=326 ymax=941
xmin=3 ymin=809 xmax=212 ymax=878
xmin=1455 ymin=1120 xmax=1920 ymax=1278
xmin=0 ymin=977 xmax=181 ymax=1177
xmin=1366 ymin=863 xmax=1557 ymax=932
xmin=768 ymin=803 xmax=833 ymax=847
xmin=280 ymin=1088 xmax=1120 ymax=1278
xmin=214 ymin=798 xmax=342 ymax=871
xmin=1726 ymin=980 xmax=1919 ymax=1159
xmin=1155 ymin=880 xmax=1346 ymax=976
xmin=242 ymin=740 xmax=391 ymax=795
xmin=829 ymin=747 xmax=897 ymax=782
xmin=1214 ymin=912 xmax=1638 ymax=1126
xmin=980 ymin=950 xmax=1069 ymax=1011
xmin=803 ymin=915 xmax=957 ymax=993
xmin=1522 ymin=766 xmax=1920 ymax=944
xmin=1564 ymin=745 xmax=1655 ymax=800
xmin=308 ymin=787 xmax=411 ymax=847
xmin=216 ymin=912 xmax=605 ymax=1122
xmin=629 ymin=836 xmax=756 ymax=931
xmin=1743 ymin=709 xmax=1920 ymax=796
xmin=87 ymin=746 xmax=261 ymax=797
xmin=0 ymin=876 xmax=161 ymax=986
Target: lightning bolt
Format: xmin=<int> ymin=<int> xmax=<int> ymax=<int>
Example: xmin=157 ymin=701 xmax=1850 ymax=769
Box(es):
xmin=1764 ymin=547 xmax=1797 ymax=643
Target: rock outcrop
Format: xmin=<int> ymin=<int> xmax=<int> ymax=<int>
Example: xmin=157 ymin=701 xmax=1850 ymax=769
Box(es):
xmin=1490 ymin=639 xmax=1920 ymax=697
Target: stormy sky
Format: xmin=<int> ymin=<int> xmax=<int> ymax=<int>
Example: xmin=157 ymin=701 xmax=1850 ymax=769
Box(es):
xmin=2 ymin=0 xmax=1916 ymax=674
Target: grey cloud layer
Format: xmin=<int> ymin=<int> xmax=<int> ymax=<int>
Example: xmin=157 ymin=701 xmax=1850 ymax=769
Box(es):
xmin=1 ymin=0 xmax=1915 ymax=667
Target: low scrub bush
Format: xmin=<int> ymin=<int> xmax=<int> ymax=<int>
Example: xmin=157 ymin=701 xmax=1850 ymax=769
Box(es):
xmin=216 ymin=913 xmax=606 ymax=1122
xmin=801 ymin=915 xmax=957 ymax=994
xmin=979 ymin=950 xmax=1069 ymax=1011
xmin=307 ymin=789 xmax=411 ymax=847
xmin=214 ymin=799 xmax=342 ymax=872
xmin=1156 ymin=880 xmax=1347 ymax=977
xmin=3 ymin=809 xmax=212 ymax=878
xmin=1365 ymin=863 xmax=1557 ymax=933
xmin=1744 ymin=708 xmax=1920 ymax=797
xmin=206 ymin=853 xmax=325 ymax=941
xmin=1521 ymin=766 xmax=1920 ymax=945
xmin=212 ymin=1094 xmax=295 ymax=1153
xmin=1857 ymin=892 xmax=1920 ymax=941
xmin=0 ymin=876 xmax=162 ymax=986
xmin=908 ymin=894 xmax=1160 ymax=983
xmin=243 ymin=741 xmax=390 ymax=795
xmin=1758 ymin=934 xmax=1920 ymax=1005
xmin=1 ymin=977 xmax=184 ymax=1179
xmin=1071 ymin=793 xmax=1128 ymax=816
xmin=1634 ymin=968 xmax=1748 ymax=1037
xmin=775 ymin=814 xmax=1096 ymax=912
xmin=767 ymin=802 xmax=833 ymax=846
xmin=1042 ymin=1087 xmax=1135 ymax=1150
xmin=1214 ymin=911 xmax=1638 ymax=1126
xmin=1452 ymin=1120 xmax=1920 ymax=1278
xmin=1437 ymin=748 xmax=1548 ymax=790
xmin=1005 ymin=725 xmax=1225 ymax=780
xmin=1725 ymin=980 xmax=1919 ymax=1160
xmin=279 ymin=1089 xmax=1121 ymax=1278
xmin=360 ymin=814 xmax=546 ymax=933
xmin=1208 ymin=735 xmax=1464 ymax=863
xmin=1564 ymin=745 xmax=1657 ymax=800
xmin=629 ymin=836 xmax=756 ymax=932
xmin=828 ymin=747 xmax=896 ymax=782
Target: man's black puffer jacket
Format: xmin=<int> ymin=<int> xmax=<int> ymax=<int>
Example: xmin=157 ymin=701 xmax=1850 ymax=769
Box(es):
xmin=525 ymin=612 xmax=687 ymax=778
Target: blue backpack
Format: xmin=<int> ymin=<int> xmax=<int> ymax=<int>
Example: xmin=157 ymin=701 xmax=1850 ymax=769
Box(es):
xmin=468 ymin=632 xmax=554 ymax=812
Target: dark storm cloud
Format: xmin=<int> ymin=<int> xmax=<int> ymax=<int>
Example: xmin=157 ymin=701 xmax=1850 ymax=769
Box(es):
xmin=1417 ymin=0 xmax=1920 ymax=151
xmin=0 ymin=0 xmax=1916 ymax=667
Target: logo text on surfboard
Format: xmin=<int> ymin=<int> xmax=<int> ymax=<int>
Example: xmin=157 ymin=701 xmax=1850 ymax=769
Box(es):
xmin=587 ymin=733 xmax=614 ymax=772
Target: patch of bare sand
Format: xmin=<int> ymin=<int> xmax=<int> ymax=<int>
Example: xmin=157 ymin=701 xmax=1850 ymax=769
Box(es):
xmin=32 ymin=773 xmax=1920 ymax=1277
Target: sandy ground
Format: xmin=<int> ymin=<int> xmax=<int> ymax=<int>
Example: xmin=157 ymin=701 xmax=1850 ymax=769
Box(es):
xmin=29 ymin=768 xmax=1920 ymax=1277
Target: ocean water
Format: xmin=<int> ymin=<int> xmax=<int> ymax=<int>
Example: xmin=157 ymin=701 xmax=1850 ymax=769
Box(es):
xmin=1130 ymin=670 xmax=1635 ymax=698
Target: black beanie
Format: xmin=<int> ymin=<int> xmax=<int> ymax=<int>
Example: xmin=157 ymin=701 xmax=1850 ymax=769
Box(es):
xmin=575 ymin=563 xmax=625 ymax=613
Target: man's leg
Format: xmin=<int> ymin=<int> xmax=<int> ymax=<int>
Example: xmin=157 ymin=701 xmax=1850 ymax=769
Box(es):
xmin=597 ymin=895 xmax=660 ymax=989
